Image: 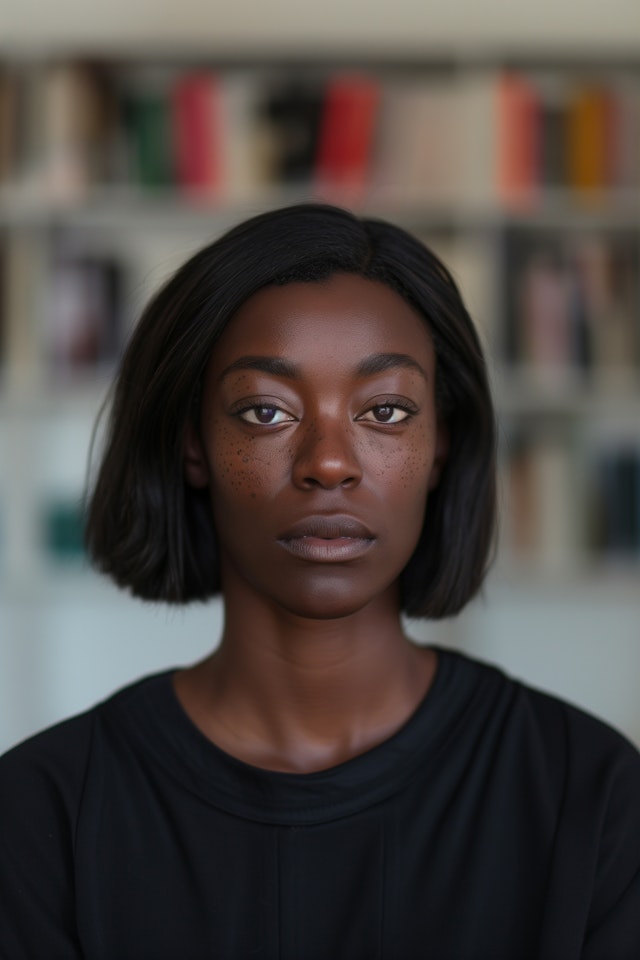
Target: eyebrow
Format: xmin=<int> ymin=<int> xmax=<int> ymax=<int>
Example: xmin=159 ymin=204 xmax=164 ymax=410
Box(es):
xmin=219 ymin=356 xmax=299 ymax=381
xmin=356 ymin=353 xmax=429 ymax=380
xmin=220 ymin=353 xmax=429 ymax=382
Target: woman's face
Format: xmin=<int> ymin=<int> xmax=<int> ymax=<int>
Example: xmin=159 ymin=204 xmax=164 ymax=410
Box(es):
xmin=184 ymin=273 xmax=448 ymax=621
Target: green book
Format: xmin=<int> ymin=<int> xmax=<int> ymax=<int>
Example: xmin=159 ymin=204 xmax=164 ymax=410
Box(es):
xmin=127 ymin=92 xmax=173 ymax=189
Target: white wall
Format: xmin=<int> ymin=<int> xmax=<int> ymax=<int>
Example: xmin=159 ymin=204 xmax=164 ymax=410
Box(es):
xmin=3 ymin=0 xmax=640 ymax=53
xmin=2 ymin=574 xmax=639 ymax=755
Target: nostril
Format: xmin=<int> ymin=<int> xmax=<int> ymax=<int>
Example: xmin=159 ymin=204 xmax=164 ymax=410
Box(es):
xmin=292 ymin=421 xmax=363 ymax=490
xmin=301 ymin=473 xmax=358 ymax=490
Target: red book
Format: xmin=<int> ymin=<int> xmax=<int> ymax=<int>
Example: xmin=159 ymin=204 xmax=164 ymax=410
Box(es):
xmin=497 ymin=71 xmax=541 ymax=207
xmin=315 ymin=74 xmax=380 ymax=198
xmin=171 ymin=71 xmax=221 ymax=194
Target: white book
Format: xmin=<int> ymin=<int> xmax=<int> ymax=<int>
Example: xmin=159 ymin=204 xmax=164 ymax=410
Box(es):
xmin=371 ymin=76 xmax=463 ymax=208
xmin=221 ymin=70 xmax=277 ymax=200
xmin=456 ymin=70 xmax=500 ymax=208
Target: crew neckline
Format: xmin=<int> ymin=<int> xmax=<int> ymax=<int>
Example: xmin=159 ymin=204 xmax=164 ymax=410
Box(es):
xmin=115 ymin=647 xmax=481 ymax=826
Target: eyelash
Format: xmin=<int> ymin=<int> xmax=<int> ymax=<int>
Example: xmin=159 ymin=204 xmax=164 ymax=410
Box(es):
xmin=235 ymin=403 xmax=295 ymax=425
xmin=234 ymin=398 xmax=418 ymax=427
xmin=357 ymin=400 xmax=418 ymax=425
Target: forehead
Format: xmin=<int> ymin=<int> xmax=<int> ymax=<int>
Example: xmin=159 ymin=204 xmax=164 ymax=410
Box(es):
xmin=209 ymin=274 xmax=435 ymax=372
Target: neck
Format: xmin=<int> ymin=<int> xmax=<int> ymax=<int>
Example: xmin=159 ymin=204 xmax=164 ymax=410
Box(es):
xmin=174 ymin=588 xmax=436 ymax=773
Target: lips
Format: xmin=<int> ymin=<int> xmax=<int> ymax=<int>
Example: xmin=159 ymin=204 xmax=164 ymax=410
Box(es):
xmin=279 ymin=516 xmax=374 ymax=541
xmin=277 ymin=515 xmax=375 ymax=563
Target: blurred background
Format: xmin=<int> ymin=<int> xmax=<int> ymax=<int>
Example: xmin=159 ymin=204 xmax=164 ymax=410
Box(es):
xmin=1 ymin=0 xmax=639 ymax=753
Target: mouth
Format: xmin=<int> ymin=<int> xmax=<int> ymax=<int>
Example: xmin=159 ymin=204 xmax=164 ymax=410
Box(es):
xmin=277 ymin=515 xmax=375 ymax=563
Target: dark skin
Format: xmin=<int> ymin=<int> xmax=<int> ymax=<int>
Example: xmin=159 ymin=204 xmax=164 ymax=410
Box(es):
xmin=178 ymin=274 xmax=449 ymax=774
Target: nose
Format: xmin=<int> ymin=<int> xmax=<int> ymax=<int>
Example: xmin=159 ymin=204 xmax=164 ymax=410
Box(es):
xmin=292 ymin=418 xmax=363 ymax=490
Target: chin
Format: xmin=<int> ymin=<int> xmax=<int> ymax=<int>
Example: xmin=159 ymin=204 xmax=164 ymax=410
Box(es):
xmin=274 ymin=577 xmax=400 ymax=622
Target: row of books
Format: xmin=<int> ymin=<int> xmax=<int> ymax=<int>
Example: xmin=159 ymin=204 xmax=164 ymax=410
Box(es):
xmin=1 ymin=233 xmax=639 ymax=384
xmin=1 ymin=61 xmax=639 ymax=204
xmin=504 ymin=435 xmax=640 ymax=566
xmin=0 ymin=240 xmax=125 ymax=381
xmin=503 ymin=228 xmax=640 ymax=381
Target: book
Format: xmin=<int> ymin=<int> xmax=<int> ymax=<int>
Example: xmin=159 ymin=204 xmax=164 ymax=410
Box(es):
xmin=609 ymin=77 xmax=640 ymax=191
xmin=371 ymin=75 xmax=461 ymax=207
xmin=535 ymin=73 xmax=570 ymax=189
xmin=457 ymin=70 xmax=500 ymax=207
xmin=171 ymin=70 xmax=222 ymax=195
xmin=566 ymin=82 xmax=612 ymax=196
xmin=39 ymin=61 xmax=117 ymax=197
xmin=504 ymin=227 xmax=639 ymax=381
xmin=221 ymin=70 xmax=275 ymax=199
xmin=497 ymin=71 xmax=541 ymax=207
xmin=574 ymin=232 xmax=639 ymax=386
xmin=314 ymin=72 xmax=380 ymax=200
xmin=0 ymin=66 xmax=17 ymax=184
xmin=517 ymin=244 xmax=573 ymax=376
xmin=125 ymin=68 xmax=175 ymax=189
xmin=46 ymin=252 xmax=123 ymax=377
xmin=592 ymin=448 xmax=640 ymax=556
xmin=504 ymin=431 xmax=576 ymax=570
xmin=261 ymin=75 xmax=324 ymax=183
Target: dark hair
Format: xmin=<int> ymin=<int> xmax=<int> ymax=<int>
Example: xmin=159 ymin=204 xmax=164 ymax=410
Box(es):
xmin=85 ymin=203 xmax=497 ymax=617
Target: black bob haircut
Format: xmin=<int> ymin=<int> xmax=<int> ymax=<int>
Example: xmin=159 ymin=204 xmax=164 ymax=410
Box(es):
xmin=85 ymin=203 xmax=497 ymax=618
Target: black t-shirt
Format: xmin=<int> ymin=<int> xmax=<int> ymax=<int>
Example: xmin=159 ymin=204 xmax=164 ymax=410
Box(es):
xmin=1 ymin=648 xmax=639 ymax=960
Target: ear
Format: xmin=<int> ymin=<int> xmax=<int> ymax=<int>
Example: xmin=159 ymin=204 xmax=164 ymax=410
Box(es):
xmin=183 ymin=421 xmax=210 ymax=489
xmin=428 ymin=418 xmax=450 ymax=491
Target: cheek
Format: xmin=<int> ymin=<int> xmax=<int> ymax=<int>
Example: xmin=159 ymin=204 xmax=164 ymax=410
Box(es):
xmin=209 ymin=428 xmax=286 ymax=503
xmin=363 ymin=423 xmax=435 ymax=495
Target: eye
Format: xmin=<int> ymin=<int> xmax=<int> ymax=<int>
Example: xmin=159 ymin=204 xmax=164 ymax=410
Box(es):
xmin=358 ymin=403 xmax=414 ymax=424
xmin=237 ymin=405 xmax=295 ymax=425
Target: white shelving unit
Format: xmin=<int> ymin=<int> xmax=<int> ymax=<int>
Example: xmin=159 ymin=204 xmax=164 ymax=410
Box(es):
xmin=1 ymin=40 xmax=639 ymax=753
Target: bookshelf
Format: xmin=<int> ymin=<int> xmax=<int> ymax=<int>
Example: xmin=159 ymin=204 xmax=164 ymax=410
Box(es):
xmin=1 ymin=51 xmax=639 ymax=750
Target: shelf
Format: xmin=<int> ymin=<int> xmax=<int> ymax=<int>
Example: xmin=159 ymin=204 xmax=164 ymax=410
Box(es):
xmin=1 ymin=51 xmax=639 ymax=598
xmin=494 ymin=373 xmax=640 ymax=421
xmin=3 ymin=371 xmax=640 ymax=424
xmin=2 ymin=2 xmax=640 ymax=58
xmin=1 ymin=185 xmax=640 ymax=232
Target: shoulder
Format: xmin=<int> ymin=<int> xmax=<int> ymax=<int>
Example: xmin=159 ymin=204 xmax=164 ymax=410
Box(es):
xmin=442 ymin=647 xmax=640 ymax=801
xmin=0 ymin=670 xmax=174 ymax=819
xmin=0 ymin=710 xmax=96 ymax=823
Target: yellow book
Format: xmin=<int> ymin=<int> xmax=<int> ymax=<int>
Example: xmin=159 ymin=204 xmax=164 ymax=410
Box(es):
xmin=566 ymin=84 xmax=610 ymax=195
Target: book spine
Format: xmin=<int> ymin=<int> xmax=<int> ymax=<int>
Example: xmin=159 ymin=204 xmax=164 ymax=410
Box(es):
xmin=497 ymin=71 xmax=541 ymax=207
xmin=47 ymin=254 xmax=123 ymax=376
xmin=315 ymin=74 xmax=380 ymax=197
xmin=127 ymin=82 xmax=174 ymax=189
xmin=595 ymin=448 xmax=640 ymax=555
xmin=171 ymin=71 xmax=221 ymax=194
xmin=566 ymin=83 xmax=611 ymax=196
xmin=262 ymin=77 xmax=324 ymax=183
xmin=0 ymin=67 xmax=17 ymax=184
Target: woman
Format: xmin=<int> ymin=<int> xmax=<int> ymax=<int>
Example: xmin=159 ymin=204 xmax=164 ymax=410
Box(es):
xmin=1 ymin=204 xmax=638 ymax=959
